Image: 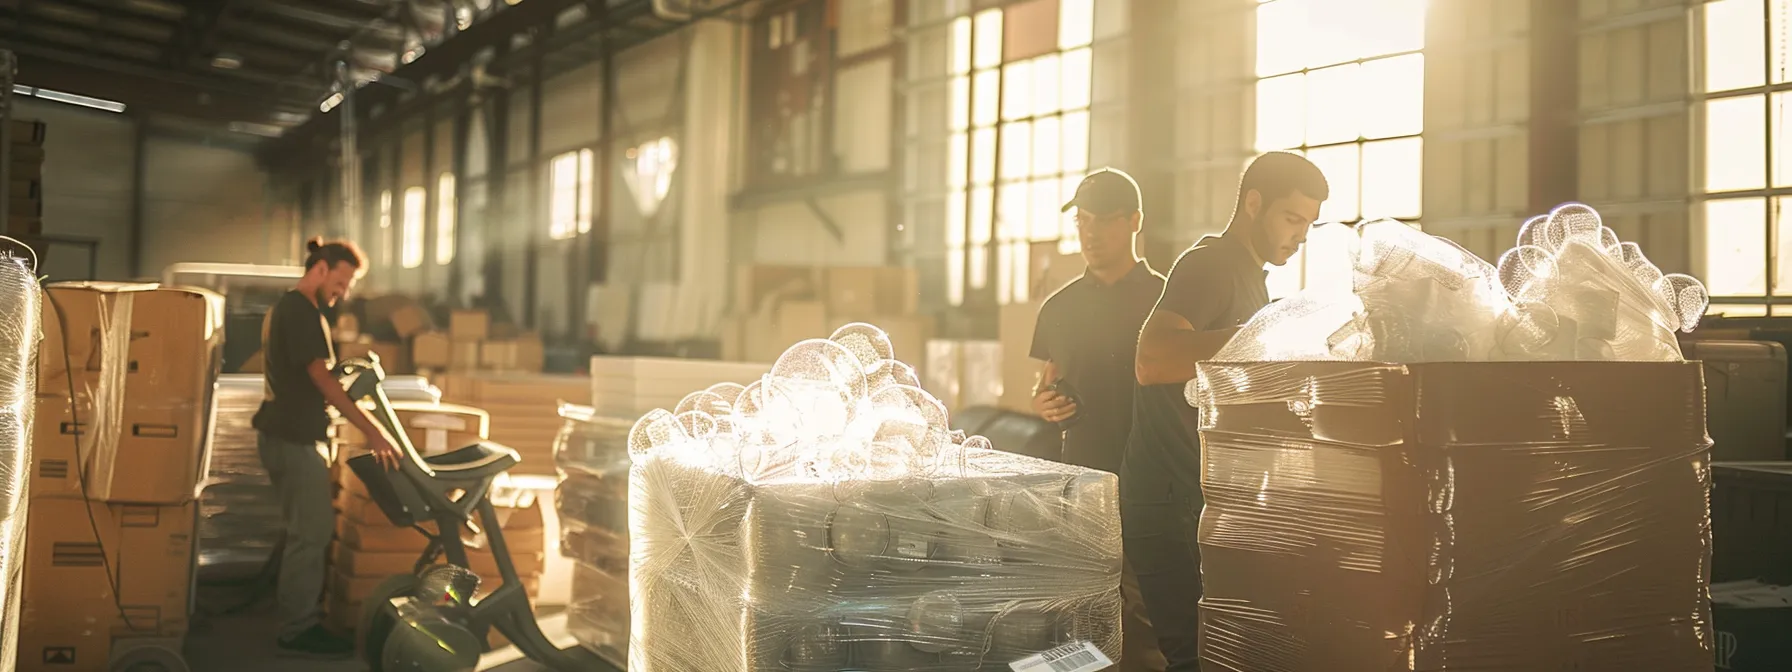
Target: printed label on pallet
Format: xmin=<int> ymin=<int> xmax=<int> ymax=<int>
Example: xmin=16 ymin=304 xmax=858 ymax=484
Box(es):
xmin=1009 ymin=640 xmax=1111 ymax=672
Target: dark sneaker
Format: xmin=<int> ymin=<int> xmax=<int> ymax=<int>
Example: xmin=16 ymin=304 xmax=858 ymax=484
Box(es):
xmin=276 ymin=625 xmax=355 ymax=659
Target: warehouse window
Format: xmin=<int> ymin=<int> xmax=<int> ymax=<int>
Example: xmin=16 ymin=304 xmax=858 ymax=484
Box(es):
xmin=1253 ymin=0 xmax=1426 ymax=299
xmin=548 ymin=149 xmax=595 ymax=240
xmin=436 ymin=173 xmax=456 ymax=266
xmin=624 ymin=137 xmax=678 ymax=218
xmin=1697 ymin=0 xmax=1792 ymax=314
xmin=377 ymin=190 xmax=394 ymax=267
xmin=944 ymin=0 xmax=1095 ymax=307
xmin=400 ymin=187 xmax=426 ymax=269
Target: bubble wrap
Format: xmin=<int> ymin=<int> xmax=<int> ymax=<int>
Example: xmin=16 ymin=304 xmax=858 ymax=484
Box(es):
xmin=615 ymin=323 xmax=1123 ymax=672
xmin=0 ymin=242 xmax=35 ymax=670
xmin=1209 ymin=204 xmax=1708 ymax=370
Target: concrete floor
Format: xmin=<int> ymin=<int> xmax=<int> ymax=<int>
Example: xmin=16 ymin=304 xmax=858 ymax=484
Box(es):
xmin=183 ymin=475 xmax=582 ymax=672
xmin=184 ymin=581 xmax=569 ymax=672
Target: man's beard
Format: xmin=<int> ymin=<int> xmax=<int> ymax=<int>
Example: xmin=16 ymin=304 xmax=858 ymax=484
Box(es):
xmin=313 ymin=287 xmax=333 ymax=307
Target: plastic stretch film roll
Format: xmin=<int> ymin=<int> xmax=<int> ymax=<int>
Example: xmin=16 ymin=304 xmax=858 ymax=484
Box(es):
xmin=609 ymin=323 xmax=1123 ymax=672
xmin=0 ymin=241 xmax=38 ymax=671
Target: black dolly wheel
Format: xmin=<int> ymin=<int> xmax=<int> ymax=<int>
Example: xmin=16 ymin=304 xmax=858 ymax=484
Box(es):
xmin=357 ymin=572 xmax=423 ymax=672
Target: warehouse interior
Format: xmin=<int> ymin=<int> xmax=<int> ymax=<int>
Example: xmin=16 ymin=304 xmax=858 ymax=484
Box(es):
xmin=3 ymin=0 xmax=1792 ymax=670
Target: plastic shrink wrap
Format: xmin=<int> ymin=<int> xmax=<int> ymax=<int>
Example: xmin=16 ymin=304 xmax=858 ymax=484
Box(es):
xmin=1186 ymin=205 xmax=1716 ymax=671
xmin=197 ymin=373 xmax=440 ymax=573
xmin=1212 ymin=203 xmax=1708 ymax=365
xmin=553 ymin=403 xmax=633 ymax=663
xmin=0 ymin=241 xmax=36 ymax=671
xmin=620 ymin=324 xmax=1122 ymax=672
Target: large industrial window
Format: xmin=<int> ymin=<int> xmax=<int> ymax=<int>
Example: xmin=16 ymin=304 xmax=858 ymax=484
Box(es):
xmin=945 ymin=0 xmax=1095 ymax=307
xmin=548 ymin=149 xmax=595 ymax=240
xmin=1698 ymin=0 xmax=1792 ymax=314
xmin=401 ymin=187 xmax=426 ymax=269
xmin=1253 ymin=0 xmax=1426 ymax=299
xmin=377 ymin=190 xmax=394 ymax=267
xmin=436 ymin=173 xmax=456 ymax=266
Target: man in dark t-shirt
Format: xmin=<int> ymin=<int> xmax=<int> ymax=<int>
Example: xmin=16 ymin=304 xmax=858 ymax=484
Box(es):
xmin=1123 ymin=152 xmax=1329 ymax=670
xmin=1029 ymin=168 xmax=1167 ymax=671
xmin=251 ymin=238 xmax=400 ymax=658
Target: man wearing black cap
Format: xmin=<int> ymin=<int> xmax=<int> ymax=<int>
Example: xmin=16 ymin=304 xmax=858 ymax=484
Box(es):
xmin=1028 ymin=167 xmax=1167 ymax=671
xmin=1124 ymin=151 xmax=1328 ymax=670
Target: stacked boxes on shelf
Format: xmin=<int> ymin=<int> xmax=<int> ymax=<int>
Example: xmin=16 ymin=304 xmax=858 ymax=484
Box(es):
xmin=720 ymin=265 xmax=931 ymax=365
xmin=433 ymin=373 xmax=590 ymax=475
xmin=325 ymin=402 xmax=545 ymax=632
xmin=412 ymin=309 xmax=544 ymax=375
xmin=586 ymin=356 xmax=770 ymax=420
xmin=23 ymin=282 xmax=224 ymax=671
xmin=6 ymin=118 xmax=46 ymax=236
xmin=552 ymin=406 xmax=633 ymax=666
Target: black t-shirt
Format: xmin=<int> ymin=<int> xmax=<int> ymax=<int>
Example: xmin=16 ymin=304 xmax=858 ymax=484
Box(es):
xmin=1029 ymin=262 xmax=1165 ymax=474
xmin=1122 ymin=232 xmax=1269 ymax=500
xmin=252 ymin=290 xmax=336 ymax=443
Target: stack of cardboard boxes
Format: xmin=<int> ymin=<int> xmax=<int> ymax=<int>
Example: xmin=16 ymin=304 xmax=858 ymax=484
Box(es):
xmin=433 ymin=373 xmax=590 ymax=475
xmin=325 ymin=405 xmax=546 ymax=633
xmin=412 ymin=309 xmax=545 ymax=375
xmin=720 ymin=265 xmax=931 ymax=366
xmin=23 ymin=282 xmax=224 ymax=671
xmin=6 ymin=118 xmax=46 ymax=237
xmin=587 ymin=357 xmax=771 ymax=420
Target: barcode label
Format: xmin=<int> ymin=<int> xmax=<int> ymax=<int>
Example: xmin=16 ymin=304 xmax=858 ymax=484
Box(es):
xmin=1009 ymin=641 xmax=1112 ymax=672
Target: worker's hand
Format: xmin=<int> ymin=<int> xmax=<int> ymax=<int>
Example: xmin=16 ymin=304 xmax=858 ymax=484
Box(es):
xmin=1032 ymin=386 xmax=1078 ymax=424
xmin=367 ymin=431 xmax=403 ymax=471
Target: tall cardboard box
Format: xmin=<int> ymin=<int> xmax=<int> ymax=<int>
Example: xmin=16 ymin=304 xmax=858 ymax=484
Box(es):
xmin=450 ymin=309 xmax=491 ymax=341
xmin=38 ymin=282 xmax=224 ymax=403
xmin=412 ymin=332 xmax=452 ymax=370
xmin=20 ymin=499 xmax=197 ymax=648
xmin=29 ymin=393 xmax=92 ymax=498
xmin=450 ymin=341 xmax=482 ymax=371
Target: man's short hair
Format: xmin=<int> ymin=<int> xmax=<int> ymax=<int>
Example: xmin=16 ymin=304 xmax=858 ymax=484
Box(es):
xmin=302 ymin=237 xmax=366 ymax=272
xmin=1237 ymin=151 xmax=1330 ymax=207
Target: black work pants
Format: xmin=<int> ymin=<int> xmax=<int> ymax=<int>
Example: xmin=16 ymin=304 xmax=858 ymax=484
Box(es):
xmin=1119 ymin=468 xmax=1205 ymax=671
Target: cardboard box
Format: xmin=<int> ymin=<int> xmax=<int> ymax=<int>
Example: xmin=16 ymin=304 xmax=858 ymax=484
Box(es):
xmin=337 ymin=400 xmax=487 ymax=456
xmin=1713 ymin=596 xmax=1792 ymax=672
xmin=8 ymin=118 xmax=47 ymax=145
xmin=822 ymin=266 xmax=921 ymax=316
xmin=1193 ymin=361 xmax=1712 ymax=670
xmin=412 ymin=332 xmax=451 ymax=369
xmin=450 ymin=309 xmax=490 ymax=341
xmin=389 ymin=304 xmax=431 ymax=338
xmin=10 ymin=195 xmax=41 ymax=218
xmin=9 ymin=143 xmax=44 ymax=163
xmin=38 ymin=282 xmax=225 ymax=403
xmin=33 ymin=390 xmax=208 ymax=505
xmin=5 ymin=215 xmax=41 ymax=236
xmin=450 ymin=340 xmax=481 ymax=371
xmin=21 ymin=498 xmax=196 ymax=640
xmin=335 ymin=312 xmax=361 ymax=341
xmin=480 ymin=334 xmax=546 ymax=372
xmin=734 ymin=265 xmax=820 ymax=315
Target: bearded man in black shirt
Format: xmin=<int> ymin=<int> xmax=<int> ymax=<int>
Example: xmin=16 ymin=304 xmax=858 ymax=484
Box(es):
xmin=252 ymin=238 xmax=402 ymax=658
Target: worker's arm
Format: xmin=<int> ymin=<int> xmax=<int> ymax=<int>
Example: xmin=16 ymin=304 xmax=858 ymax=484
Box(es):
xmin=307 ymin=360 xmax=401 ymax=470
xmin=1134 ymin=309 xmax=1241 ymax=386
xmin=1031 ymin=359 xmax=1078 ymax=423
xmin=1134 ymin=250 xmax=1245 ymax=387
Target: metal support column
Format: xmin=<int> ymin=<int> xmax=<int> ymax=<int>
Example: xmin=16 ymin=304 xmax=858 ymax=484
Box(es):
xmin=523 ymin=45 xmax=544 ymax=329
xmin=336 ymin=59 xmax=362 ymax=242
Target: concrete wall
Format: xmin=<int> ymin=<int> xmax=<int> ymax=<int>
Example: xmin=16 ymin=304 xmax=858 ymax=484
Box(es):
xmin=16 ymin=98 xmax=277 ymax=282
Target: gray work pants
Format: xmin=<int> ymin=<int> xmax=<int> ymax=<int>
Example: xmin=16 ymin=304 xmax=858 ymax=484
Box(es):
xmin=256 ymin=431 xmax=335 ymax=639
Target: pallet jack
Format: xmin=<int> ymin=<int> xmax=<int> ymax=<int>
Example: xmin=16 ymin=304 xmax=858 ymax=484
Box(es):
xmin=333 ymin=354 xmax=616 ymax=672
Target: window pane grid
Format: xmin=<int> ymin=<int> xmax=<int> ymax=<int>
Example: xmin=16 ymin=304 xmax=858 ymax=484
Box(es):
xmin=1696 ymin=0 xmax=1792 ymax=303
xmin=1255 ymin=0 xmax=1425 ymax=299
xmin=943 ymin=2 xmax=1094 ymax=306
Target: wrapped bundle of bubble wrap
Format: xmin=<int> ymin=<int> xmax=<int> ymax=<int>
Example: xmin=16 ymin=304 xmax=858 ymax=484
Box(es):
xmin=0 ymin=241 xmax=35 ymax=670
xmin=1213 ymin=203 xmax=1709 ymax=364
xmin=1184 ymin=205 xmax=1715 ymax=671
xmin=553 ymin=403 xmax=634 ymax=663
xmin=197 ymin=373 xmax=441 ymax=572
xmin=625 ymin=324 xmax=1122 ymax=672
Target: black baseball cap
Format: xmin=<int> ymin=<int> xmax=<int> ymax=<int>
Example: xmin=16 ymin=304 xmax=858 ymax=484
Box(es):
xmin=1060 ymin=168 xmax=1141 ymax=215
